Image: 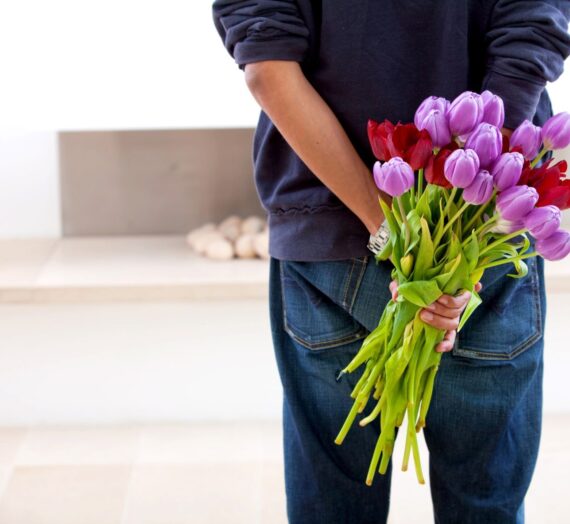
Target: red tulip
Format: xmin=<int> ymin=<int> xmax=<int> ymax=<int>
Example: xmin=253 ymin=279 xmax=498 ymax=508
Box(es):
xmin=519 ymin=159 xmax=570 ymax=210
xmin=368 ymin=120 xmax=433 ymax=170
xmin=368 ymin=119 xmax=394 ymax=161
xmin=424 ymin=143 xmax=459 ymax=188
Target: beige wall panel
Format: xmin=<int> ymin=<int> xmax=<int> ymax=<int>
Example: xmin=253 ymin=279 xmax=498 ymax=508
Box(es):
xmin=59 ymin=129 xmax=264 ymax=236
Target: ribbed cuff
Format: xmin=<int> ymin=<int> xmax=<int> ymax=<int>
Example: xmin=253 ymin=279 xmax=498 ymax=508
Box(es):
xmin=234 ymin=38 xmax=308 ymax=70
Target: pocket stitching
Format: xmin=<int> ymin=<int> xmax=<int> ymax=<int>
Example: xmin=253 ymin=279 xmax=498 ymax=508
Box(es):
xmin=342 ymin=257 xmax=369 ymax=313
xmin=279 ymin=259 xmax=369 ymax=351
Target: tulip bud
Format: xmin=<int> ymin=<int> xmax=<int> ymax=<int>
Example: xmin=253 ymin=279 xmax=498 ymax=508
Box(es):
xmin=463 ymin=170 xmax=494 ymax=205
xmin=373 ymin=157 xmax=415 ymax=197
xmin=536 ymin=230 xmax=570 ymax=261
xmin=524 ymin=205 xmax=561 ymax=240
xmin=443 ymin=149 xmax=480 ymax=188
xmin=414 ymin=96 xmax=449 ymax=130
xmin=447 ymin=91 xmax=484 ymax=136
xmin=465 ymin=123 xmax=503 ymax=169
xmin=541 ymin=112 xmax=570 ymax=150
xmin=401 ymin=254 xmax=414 ymax=277
xmin=491 ymin=152 xmax=524 ymax=191
xmin=496 ymin=185 xmax=539 ymax=221
xmin=481 ymin=90 xmax=505 ymax=129
xmin=417 ymin=109 xmax=452 ymax=148
xmin=509 ymin=120 xmax=542 ymax=160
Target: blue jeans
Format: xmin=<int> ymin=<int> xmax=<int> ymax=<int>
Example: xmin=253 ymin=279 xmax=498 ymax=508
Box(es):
xmin=269 ymin=254 xmax=546 ymax=524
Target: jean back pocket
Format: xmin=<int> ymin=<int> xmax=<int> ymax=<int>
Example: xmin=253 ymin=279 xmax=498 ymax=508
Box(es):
xmin=279 ymin=258 xmax=370 ymax=351
xmin=454 ymin=257 xmax=543 ymax=361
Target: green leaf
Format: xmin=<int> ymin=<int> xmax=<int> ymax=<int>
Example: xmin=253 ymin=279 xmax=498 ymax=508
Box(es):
xmin=404 ymin=209 xmax=422 ymax=255
xmin=457 ymin=290 xmax=482 ymax=331
xmin=435 ymin=254 xmax=461 ymax=290
xmin=463 ymin=230 xmax=479 ymax=272
xmin=422 ymin=324 xmax=446 ymax=368
xmin=397 ymin=280 xmax=443 ymax=307
xmin=416 ymin=189 xmax=432 ymax=225
xmin=414 ymin=218 xmax=434 ymax=280
xmin=379 ymin=198 xmax=399 ymax=234
xmin=434 ymin=243 xmax=448 ymax=264
xmin=391 ymin=234 xmax=404 ymax=280
xmin=440 ymin=252 xmax=471 ymax=295
xmin=388 ymin=300 xmax=419 ymax=352
xmin=432 ymin=198 xmax=446 ymax=247
xmin=446 ymin=232 xmax=461 ymax=262
xmin=385 ymin=321 xmax=415 ymax=386
xmin=508 ymin=259 xmax=528 ymax=278
xmin=375 ymin=238 xmax=393 ymax=262
xmin=425 ymin=262 xmax=445 ymax=280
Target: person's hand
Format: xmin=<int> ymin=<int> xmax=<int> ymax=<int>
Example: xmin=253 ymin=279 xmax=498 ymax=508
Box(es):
xmin=389 ymin=281 xmax=483 ymax=353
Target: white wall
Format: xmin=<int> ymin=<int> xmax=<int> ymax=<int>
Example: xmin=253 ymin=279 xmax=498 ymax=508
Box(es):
xmin=0 ymin=1 xmax=568 ymax=237
xmin=0 ymin=0 xmax=259 ymax=238
xmin=0 ymin=132 xmax=61 ymax=237
xmin=0 ymin=0 xmax=259 ymax=131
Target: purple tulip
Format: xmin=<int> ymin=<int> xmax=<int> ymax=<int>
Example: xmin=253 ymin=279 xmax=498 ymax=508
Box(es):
xmin=443 ymin=149 xmax=480 ymax=188
xmin=414 ymin=96 xmax=450 ymax=130
xmin=417 ymin=108 xmax=452 ymax=148
xmin=491 ymin=152 xmax=524 ymax=191
xmin=481 ymin=90 xmax=505 ymax=129
xmin=491 ymin=217 xmax=526 ymax=234
xmin=510 ymin=120 xmax=542 ymax=160
xmin=464 ymin=123 xmax=503 ymax=169
xmin=373 ymin=157 xmax=415 ymax=197
xmin=536 ymin=230 xmax=570 ymax=261
xmin=542 ymin=112 xmax=570 ymax=150
xmin=524 ymin=205 xmax=561 ymax=240
xmin=496 ymin=185 xmax=539 ymax=221
xmin=463 ymin=170 xmax=494 ymax=205
xmin=447 ymin=91 xmax=484 ymax=136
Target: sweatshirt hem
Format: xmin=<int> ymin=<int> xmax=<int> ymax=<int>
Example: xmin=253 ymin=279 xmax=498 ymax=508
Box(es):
xmin=268 ymin=206 xmax=372 ymax=261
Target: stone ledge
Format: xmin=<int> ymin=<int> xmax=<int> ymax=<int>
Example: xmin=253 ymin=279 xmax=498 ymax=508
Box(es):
xmin=0 ymin=236 xmax=268 ymax=303
xmin=0 ymin=236 xmax=568 ymax=303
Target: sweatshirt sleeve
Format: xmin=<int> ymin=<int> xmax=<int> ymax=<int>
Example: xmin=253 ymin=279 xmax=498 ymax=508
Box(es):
xmin=212 ymin=0 xmax=310 ymax=70
xmin=482 ymin=0 xmax=570 ymax=128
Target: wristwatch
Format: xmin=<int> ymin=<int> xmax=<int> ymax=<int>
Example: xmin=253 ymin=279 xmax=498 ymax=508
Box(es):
xmin=367 ymin=220 xmax=390 ymax=255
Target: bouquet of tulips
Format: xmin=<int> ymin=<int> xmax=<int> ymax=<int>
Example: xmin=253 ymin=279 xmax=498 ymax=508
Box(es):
xmin=335 ymin=90 xmax=570 ymax=486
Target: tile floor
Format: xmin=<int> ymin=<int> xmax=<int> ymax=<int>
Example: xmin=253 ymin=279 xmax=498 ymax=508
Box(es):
xmin=0 ymin=416 xmax=567 ymax=524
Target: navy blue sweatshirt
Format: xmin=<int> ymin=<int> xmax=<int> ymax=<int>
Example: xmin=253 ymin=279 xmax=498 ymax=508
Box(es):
xmin=212 ymin=1 xmax=570 ymax=261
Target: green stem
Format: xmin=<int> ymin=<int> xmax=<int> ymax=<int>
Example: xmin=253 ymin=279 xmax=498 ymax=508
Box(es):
xmin=461 ymin=214 xmax=500 ymax=247
xmin=397 ymin=196 xmax=411 ymax=251
xmin=334 ymin=401 xmax=360 ymax=445
xmin=417 ymin=168 xmax=424 ymax=198
xmin=392 ymin=199 xmax=403 ymax=227
xmin=463 ymin=190 xmax=497 ymax=233
xmin=366 ymin=434 xmax=384 ymax=486
xmin=442 ymin=187 xmax=458 ymax=219
xmin=477 ymin=251 xmax=538 ymax=271
xmin=434 ymin=201 xmax=470 ymax=247
xmin=530 ymin=147 xmax=548 ymax=168
xmin=479 ymin=228 xmax=527 ymax=257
